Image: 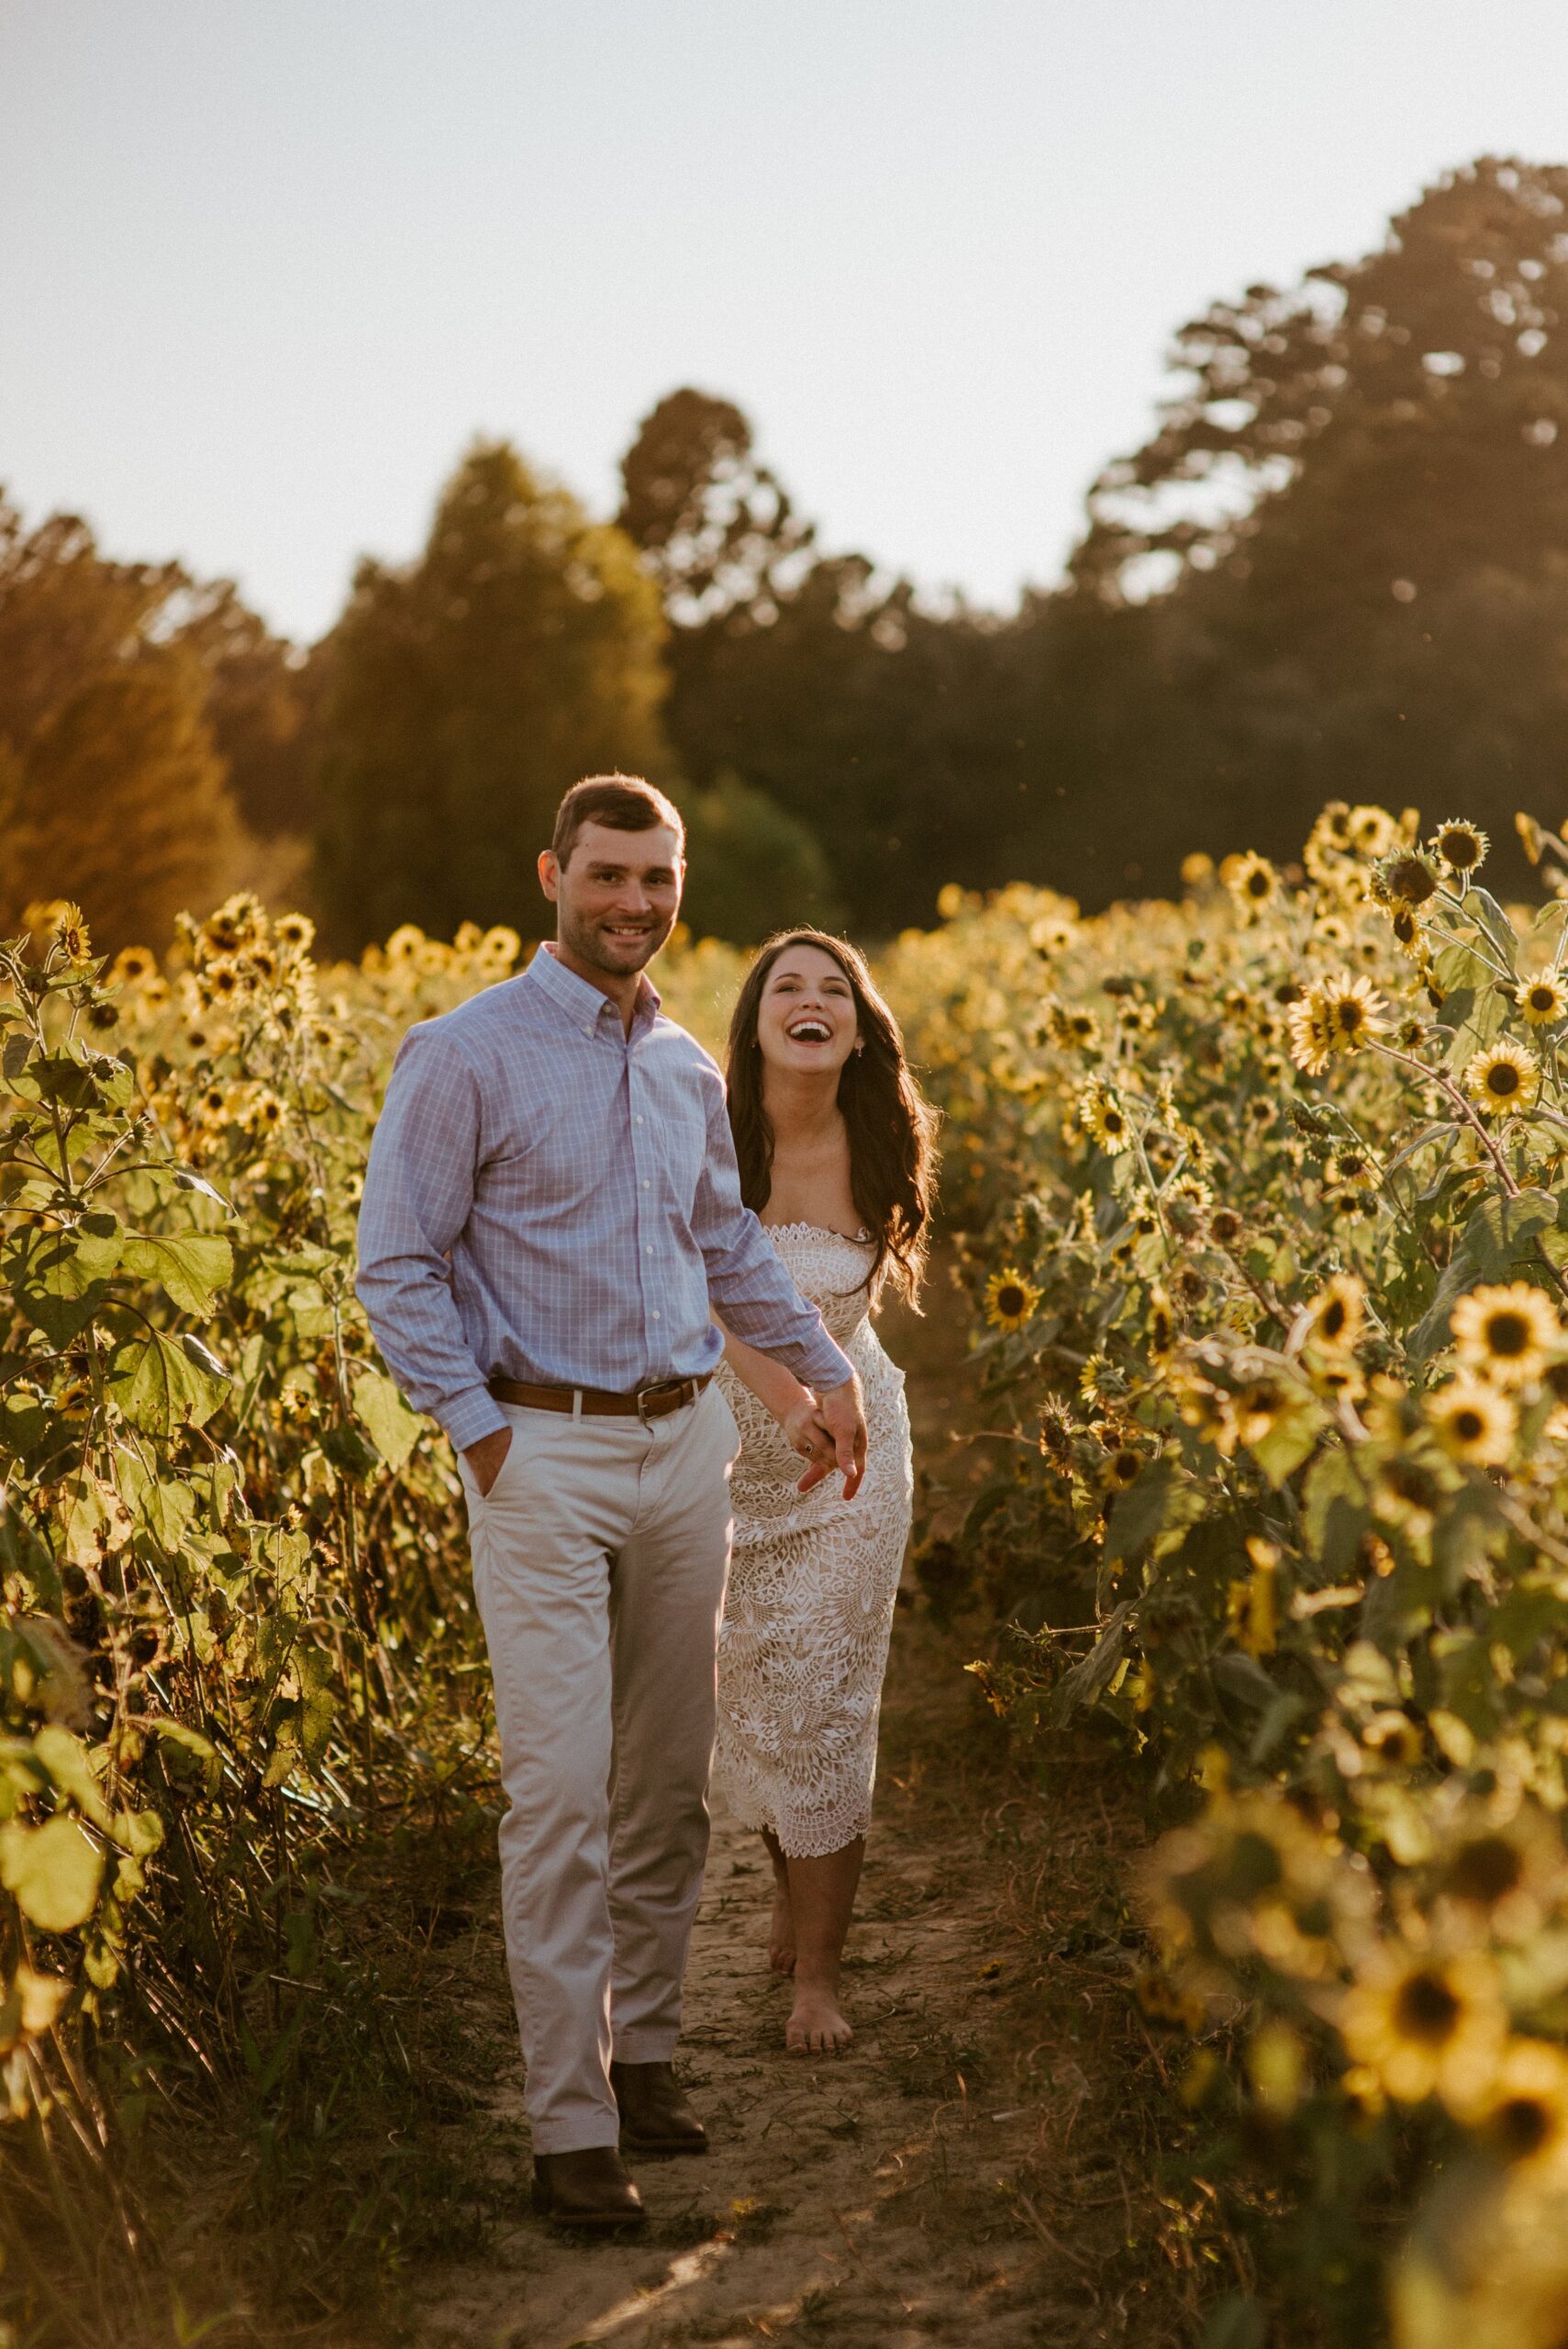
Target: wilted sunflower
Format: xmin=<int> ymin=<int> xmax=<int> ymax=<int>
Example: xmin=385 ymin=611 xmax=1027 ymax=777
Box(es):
xmin=1210 ymin=1207 xmax=1244 ymax=1246
xmin=1426 ymin=1376 xmax=1517 ymax=1464
xmin=1434 ymin=818 xmax=1489 ymax=874
xmin=1374 ymin=1453 xmax=1445 ymax=1539
xmin=1149 ymin=1286 xmax=1176 ymax=1354
xmin=1340 ymin=1949 xmax=1507 ymax=2107
xmin=1464 ymin=1040 xmax=1541 ymax=1117
xmin=1518 ymin=973 xmax=1568 ymax=1026
xmin=1305 ymin=1271 xmax=1366 ymax=1355
xmin=984 ymin=1269 xmax=1040 ymax=1332
xmin=1378 ymin=849 xmax=1442 ymax=907
xmin=1221 ymin=850 xmax=1278 ymax=915
xmin=1451 ymin=1283 xmax=1563 ymax=1386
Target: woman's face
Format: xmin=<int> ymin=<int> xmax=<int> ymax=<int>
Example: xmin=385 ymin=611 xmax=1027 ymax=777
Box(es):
xmin=754 ymin=943 xmax=861 ymax=1078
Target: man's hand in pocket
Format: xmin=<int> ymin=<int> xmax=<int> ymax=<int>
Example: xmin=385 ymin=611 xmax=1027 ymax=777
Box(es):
xmin=464 ymin=1426 xmax=513 ymax=1498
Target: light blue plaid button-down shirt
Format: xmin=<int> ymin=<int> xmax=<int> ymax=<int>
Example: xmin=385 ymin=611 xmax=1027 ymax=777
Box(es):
xmin=355 ymin=944 xmax=857 ymax=1452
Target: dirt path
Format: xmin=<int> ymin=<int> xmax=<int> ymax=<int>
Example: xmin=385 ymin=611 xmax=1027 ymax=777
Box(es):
xmin=411 ymin=1281 xmax=1193 ymax=2349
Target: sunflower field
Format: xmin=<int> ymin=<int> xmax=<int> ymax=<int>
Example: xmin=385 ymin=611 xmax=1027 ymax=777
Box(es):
xmin=18 ymin=802 xmax=1568 ymax=2343
xmin=882 ymin=802 xmax=1568 ymax=2346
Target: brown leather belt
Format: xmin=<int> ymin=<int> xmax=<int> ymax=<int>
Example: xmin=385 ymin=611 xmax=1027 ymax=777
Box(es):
xmin=487 ymin=1372 xmax=712 ymax=1422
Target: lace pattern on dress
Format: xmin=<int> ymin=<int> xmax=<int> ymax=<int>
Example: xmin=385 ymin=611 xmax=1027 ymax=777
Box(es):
xmin=714 ymin=1225 xmax=914 ymax=1857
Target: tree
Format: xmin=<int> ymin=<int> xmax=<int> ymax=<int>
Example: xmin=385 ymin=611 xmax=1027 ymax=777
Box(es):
xmin=0 ymin=494 xmax=252 ymax=949
xmin=1046 ymin=158 xmax=1568 ymax=892
xmin=311 ymin=440 xmax=673 ymax=947
xmin=618 ymin=392 xmax=1039 ymax=931
xmin=676 ymin=774 xmax=843 ymax=944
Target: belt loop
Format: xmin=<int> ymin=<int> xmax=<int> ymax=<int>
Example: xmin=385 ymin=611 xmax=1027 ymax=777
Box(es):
xmin=572 ymin=1387 xmax=584 ymax=1421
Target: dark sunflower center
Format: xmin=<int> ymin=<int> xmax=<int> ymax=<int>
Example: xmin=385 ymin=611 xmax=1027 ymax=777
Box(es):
xmin=1487 ymin=1311 xmax=1530 ymax=1357
xmin=1443 ymin=830 xmax=1481 ymax=867
xmin=997 ymin=1286 xmax=1026 ymax=1317
xmin=1492 ymin=2095 xmax=1552 ymax=2160
xmin=1451 ymin=1408 xmax=1486 ymax=1442
xmin=1395 ymin=1972 xmax=1462 ymax=2043
xmin=1530 ymin=987 xmax=1557 ymax=1013
xmin=1383 ymin=1460 xmax=1440 ymax=1508
xmin=1322 ymin=1299 xmax=1348 ymax=1339
xmin=1486 ymin=1063 xmax=1522 ymax=1098
xmin=1104 ymin=1111 xmax=1125 ymax=1135
xmin=1340 ymin=1003 xmax=1364 ymax=1033
xmin=1246 ymin=872 xmax=1270 ymax=897
xmin=1446 ymin=1836 xmax=1524 ymax=1905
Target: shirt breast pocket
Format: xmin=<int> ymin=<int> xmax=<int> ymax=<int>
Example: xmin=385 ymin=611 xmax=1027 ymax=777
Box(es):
xmin=651 ymin=1093 xmax=710 ymax=1198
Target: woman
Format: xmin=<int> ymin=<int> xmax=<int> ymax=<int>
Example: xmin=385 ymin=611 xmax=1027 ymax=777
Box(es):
xmin=713 ymin=930 xmax=938 ymax=2054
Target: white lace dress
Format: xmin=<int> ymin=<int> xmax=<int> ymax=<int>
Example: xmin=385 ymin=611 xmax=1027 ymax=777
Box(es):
xmin=714 ymin=1224 xmax=914 ymax=1858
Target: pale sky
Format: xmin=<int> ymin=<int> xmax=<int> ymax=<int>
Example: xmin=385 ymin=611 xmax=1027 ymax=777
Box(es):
xmin=5 ymin=1 xmax=1568 ymax=643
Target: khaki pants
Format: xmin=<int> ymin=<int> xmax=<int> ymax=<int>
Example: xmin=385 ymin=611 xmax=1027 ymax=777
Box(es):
xmin=462 ymin=1384 xmax=740 ymax=2154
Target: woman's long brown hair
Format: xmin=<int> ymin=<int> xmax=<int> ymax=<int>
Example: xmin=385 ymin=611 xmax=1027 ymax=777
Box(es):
xmin=725 ymin=930 xmax=939 ymax=1304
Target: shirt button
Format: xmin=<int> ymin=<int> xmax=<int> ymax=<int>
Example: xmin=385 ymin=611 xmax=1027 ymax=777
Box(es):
xmin=645 ymin=1244 xmax=653 ymax=1254
xmin=641 ymin=1180 xmax=650 ymax=1190
xmin=651 ymin=1309 xmax=662 ymax=1321
xmin=635 ymin=1115 xmax=645 ymax=1125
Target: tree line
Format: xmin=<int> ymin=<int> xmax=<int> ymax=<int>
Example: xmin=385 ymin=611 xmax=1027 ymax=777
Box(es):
xmin=8 ymin=155 xmax=1568 ymax=952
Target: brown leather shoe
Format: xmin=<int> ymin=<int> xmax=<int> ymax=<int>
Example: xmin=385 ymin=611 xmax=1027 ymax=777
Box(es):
xmin=531 ymin=2145 xmax=646 ymax=2228
xmin=610 ymin=2058 xmax=708 ymax=2155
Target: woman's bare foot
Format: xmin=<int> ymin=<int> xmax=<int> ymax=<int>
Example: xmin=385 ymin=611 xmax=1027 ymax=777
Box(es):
xmin=785 ymin=1981 xmax=853 ymax=2054
xmin=769 ymin=1875 xmax=797 ymax=1974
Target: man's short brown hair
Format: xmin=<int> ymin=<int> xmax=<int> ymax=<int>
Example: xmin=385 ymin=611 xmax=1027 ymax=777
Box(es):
xmin=551 ymin=774 xmax=685 ymax=868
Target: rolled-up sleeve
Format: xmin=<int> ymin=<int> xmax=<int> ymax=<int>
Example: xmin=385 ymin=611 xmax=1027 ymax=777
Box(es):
xmin=355 ymin=1026 xmax=509 ymax=1451
xmin=693 ymin=1084 xmax=856 ymax=1390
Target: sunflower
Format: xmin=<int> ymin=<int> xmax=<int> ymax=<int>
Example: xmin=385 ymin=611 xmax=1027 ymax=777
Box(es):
xmin=1313 ymin=914 xmax=1352 ymax=951
xmin=1389 ymin=905 xmax=1423 ymax=956
xmin=1518 ymin=973 xmax=1568 ymax=1026
xmin=1461 ymin=2038 xmax=1568 ymax=2177
xmin=1348 ymin=804 xmax=1399 ymax=857
xmin=1062 ymin=1006 xmax=1100 ymax=1049
xmin=1221 ymin=851 xmax=1278 ymax=915
xmin=1340 ymin=1950 xmax=1507 ymax=2106
xmin=1078 ymin=1085 xmax=1133 ymax=1153
xmin=1434 ymin=818 xmax=1489 ymax=874
xmin=1373 ymin=1454 xmax=1445 ymax=1538
xmin=1435 ymin=1807 xmax=1568 ymax=1943
xmin=53 ymin=903 xmax=93 ymax=964
xmin=1305 ymin=1271 xmax=1366 ymax=1355
xmin=1464 ymin=1040 xmax=1541 ymax=1116
xmin=110 ymin=944 xmax=157 ymax=985
xmin=481 ymin=924 xmax=523 ymax=968
xmin=1426 ymin=1376 xmax=1517 ymax=1464
xmin=1210 ymin=1207 xmax=1244 ymax=1246
xmin=275 ymin=912 xmax=316 ymax=953
xmin=385 ymin=923 xmax=426 ymax=963
xmin=984 ymin=1270 xmax=1040 ymax=1332
xmin=1149 ymin=1286 xmax=1176 ymax=1355
xmin=1451 ymin=1283 xmax=1563 ymax=1386
xmin=1378 ymin=850 xmax=1441 ymax=907
xmin=1360 ymin=1711 xmax=1424 ymax=1770
xmin=1323 ymin=972 xmax=1390 ymax=1052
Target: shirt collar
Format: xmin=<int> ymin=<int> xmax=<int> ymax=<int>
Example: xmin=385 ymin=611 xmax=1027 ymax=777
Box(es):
xmin=527 ymin=942 xmax=662 ymax=1038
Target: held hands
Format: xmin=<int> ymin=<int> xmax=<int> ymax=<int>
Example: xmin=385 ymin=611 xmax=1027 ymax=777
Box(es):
xmin=784 ymin=1375 xmax=867 ymax=1498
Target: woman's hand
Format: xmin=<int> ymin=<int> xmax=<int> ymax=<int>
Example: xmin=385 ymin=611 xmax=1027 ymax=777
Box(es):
xmin=779 ymin=1386 xmax=837 ymax=1490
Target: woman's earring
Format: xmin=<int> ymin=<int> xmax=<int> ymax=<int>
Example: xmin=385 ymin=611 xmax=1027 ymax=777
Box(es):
xmin=853 ymin=1038 xmax=865 ymax=1057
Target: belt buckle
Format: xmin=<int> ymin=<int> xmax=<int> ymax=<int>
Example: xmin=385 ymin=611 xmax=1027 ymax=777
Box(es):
xmin=636 ymin=1376 xmax=687 ymax=1423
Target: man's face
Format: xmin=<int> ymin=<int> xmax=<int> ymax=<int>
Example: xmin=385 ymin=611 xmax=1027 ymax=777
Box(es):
xmin=538 ymin=820 xmax=684 ymax=979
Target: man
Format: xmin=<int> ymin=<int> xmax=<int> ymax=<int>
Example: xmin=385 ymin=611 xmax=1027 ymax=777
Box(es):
xmin=356 ymin=774 xmax=866 ymax=2229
